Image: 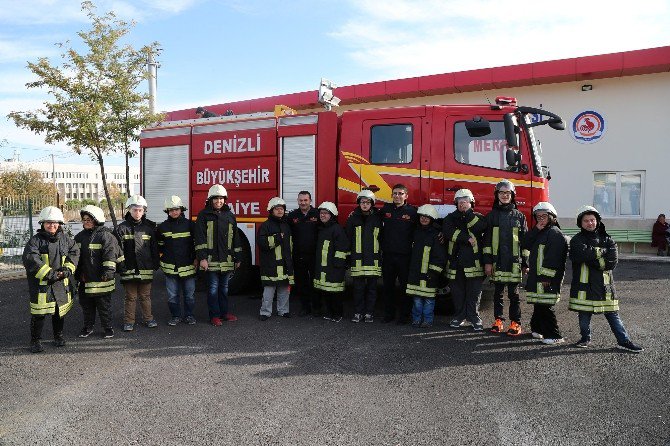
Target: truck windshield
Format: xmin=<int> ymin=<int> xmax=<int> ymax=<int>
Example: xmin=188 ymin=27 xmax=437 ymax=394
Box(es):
xmin=523 ymin=117 xmax=544 ymax=178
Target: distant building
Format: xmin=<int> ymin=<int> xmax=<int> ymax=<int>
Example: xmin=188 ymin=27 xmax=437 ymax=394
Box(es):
xmin=0 ymin=159 xmax=140 ymax=202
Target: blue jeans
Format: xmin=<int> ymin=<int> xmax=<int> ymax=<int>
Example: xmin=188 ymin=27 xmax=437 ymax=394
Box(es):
xmin=578 ymin=311 xmax=630 ymax=344
xmin=412 ymin=297 xmax=436 ymax=325
xmin=206 ymin=271 xmax=232 ymax=319
xmin=165 ymin=275 xmax=195 ymax=318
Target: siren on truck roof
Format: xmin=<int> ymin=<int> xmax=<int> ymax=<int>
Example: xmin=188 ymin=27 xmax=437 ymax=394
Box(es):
xmin=318 ymin=78 xmax=341 ymax=111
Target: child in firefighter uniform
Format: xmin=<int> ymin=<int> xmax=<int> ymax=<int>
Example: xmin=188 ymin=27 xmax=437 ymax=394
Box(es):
xmin=345 ymin=190 xmax=382 ymax=323
xmin=258 ymin=197 xmax=294 ymax=320
xmin=157 ymin=196 xmax=197 ymax=326
xmin=75 ymin=205 xmax=121 ymax=339
xmin=116 ymin=195 xmax=160 ymax=331
xmin=194 ymin=184 xmax=242 ymax=326
xmin=568 ymin=205 xmax=643 ymax=352
xmin=483 ymin=180 xmax=528 ymax=336
xmin=406 ymin=204 xmax=446 ymax=327
xmin=22 ymin=206 xmax=79 ymax=353
xmin=443 ymin=189 xmax=487 ymax=331
xmin=523 ymin=202 xmax=568 ymax=344
xmin=313 ymin=202 xmax=349 ymax=322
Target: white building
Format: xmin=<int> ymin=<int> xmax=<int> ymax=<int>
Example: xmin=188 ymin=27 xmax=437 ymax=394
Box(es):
xmin=0 ymin=158 xmax=140 ymax=202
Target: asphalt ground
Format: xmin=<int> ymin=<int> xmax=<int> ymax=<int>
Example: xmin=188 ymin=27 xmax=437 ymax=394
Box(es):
xmin=0 ymin=261 xmax=668 ymax=446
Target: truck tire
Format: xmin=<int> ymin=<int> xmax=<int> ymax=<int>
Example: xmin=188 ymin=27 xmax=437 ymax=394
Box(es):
xmin=227 ymin=229 xmax=259 ymax=295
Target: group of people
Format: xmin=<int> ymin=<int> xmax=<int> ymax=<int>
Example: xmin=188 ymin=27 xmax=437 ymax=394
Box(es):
xmin=22 ymin=180 xmax=643 ymax=354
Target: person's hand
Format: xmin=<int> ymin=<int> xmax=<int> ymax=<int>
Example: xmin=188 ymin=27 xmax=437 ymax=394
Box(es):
xmin=484 ymin=264 xmax=493 ymax=276
xmin=437 ymin=232 xmax=445 ymax=244
xmin=522 ymin=267 xmax=529 ymax=275
xmin=468 ymin=236 xmax=477 ymax=247
xmin=234 ymin=261 xmax=241 ymax=270
xmin=541 ymin=281 xmax=551 ymax=288
xmin=536 ymin=221 xmax=546 ymax=230
xmin=199 ymin=259 xmax=209 ymax=271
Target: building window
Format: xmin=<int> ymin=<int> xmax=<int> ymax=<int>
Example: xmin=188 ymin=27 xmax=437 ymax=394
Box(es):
xmin=370 ymin=124 xmax=413 ymax=164
xmin=593 ymin=171 xmax=644 ymax=217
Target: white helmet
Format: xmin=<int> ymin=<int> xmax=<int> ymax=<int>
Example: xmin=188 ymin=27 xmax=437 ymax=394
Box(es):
xmin=164 ymin=195 xmax=186 ymax=212
xmin=357 ymin=189 xmax=375 ymax=205
xmin=38 ymin=206 xmax=65 ymax=224
xmin=125 ymin=194 xmax=148 ymax=209
xmin=80 ymin=205 xmax=105 ymax=224
xmin=576 ymin=205 xmax=601 ymax=226
xmin=417 ymin=204 xmax=439 ymax=220
xmin=267 ymin=197 xmax=287 ymax=212
xmin=532 ymin=201 xmax=558 ymax=218
xmin=317 ymin=201 xmax=338 ymax=217
xmin=454 ymin=189 xmax=475 ymax=204
xmin=208 ymin=184 xmax=228 ymax=199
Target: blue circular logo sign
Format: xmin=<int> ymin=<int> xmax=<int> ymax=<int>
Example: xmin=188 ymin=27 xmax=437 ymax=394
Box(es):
xmin=571 ymin=110 xmax=606 ymax=144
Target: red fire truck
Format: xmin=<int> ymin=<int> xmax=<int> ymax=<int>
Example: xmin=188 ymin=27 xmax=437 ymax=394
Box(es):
xmin=140 ymin=97 xmax=564 ymax=291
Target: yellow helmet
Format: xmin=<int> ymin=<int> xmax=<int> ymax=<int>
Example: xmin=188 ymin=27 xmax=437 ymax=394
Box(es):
xmin=208 ymin=185 xmax=228 ymax=199
xmin=38 ymin=206 xmax=65 ymax=224
xmin=80 ymin=205 xmax=105 ymax=224
xmin=164 ymin=195 xmax=186 ymax=212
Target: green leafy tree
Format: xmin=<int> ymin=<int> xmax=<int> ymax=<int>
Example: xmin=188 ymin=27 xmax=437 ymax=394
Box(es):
xmin=7 ymin=1 xmax=162 ymax=228
xmin=0 ymin=167 xmax=56 ymax=199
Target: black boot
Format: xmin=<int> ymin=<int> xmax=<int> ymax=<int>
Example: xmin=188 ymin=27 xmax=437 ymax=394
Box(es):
xmin=30 ymin=340 xmax=44 ymax=353
xmin=54 ymin=333 xmax=66 ymax=347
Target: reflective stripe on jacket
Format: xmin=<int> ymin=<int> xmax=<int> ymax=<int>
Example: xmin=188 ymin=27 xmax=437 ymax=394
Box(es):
xmin=523 ymin=224 xmax=568 ymax=305
xmin=194 ymin=204 xmax=242 ymax=272
xmin=158 ymin=214 xmax=196 ymax=278
xmin=406 ymin=224 xmax=446 ymax=298
xmin=482 ymin=205 xmax=527 ymax=283
xmin=258 ymin=215 xmax=294 ymax=286
xmin=74 ymin=226 xmax=121 ymax=294
xmin=442 ymin=209 xmax=487 ymax=279
xmin=345 ymin=207 xmax=382 ymax=277
xmin=115 ymin=213 xmax=159 ymax=283
xmin=313 ymin=220 xmax=349 ymax=293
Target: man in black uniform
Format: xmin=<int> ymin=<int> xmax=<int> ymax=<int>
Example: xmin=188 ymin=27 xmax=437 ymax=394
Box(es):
xmin=380 ymin=184 xmax=417 ymax=324
xmin=286 ymin=191 xmax=320 ymax=316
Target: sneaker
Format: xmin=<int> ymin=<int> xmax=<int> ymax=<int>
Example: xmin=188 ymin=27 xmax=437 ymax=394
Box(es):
xmin=54 ymin=336 xmax=66 ymax=347
xmin=542 ymin=338 xmax=565 ymax=345
xmin=351 ymin=313 xmax=362 ymax=323
xmin=79 ymin=327 xmax=94 ymax=338
xmin=184 ymin=316 xmax=196 ymax=325
xmin=323 ymin=315 xmax=333 ymax=321
xmin=420 ymin=322 xmax=433 ymax=328
xmin=472 ymin=322 xmax=484 ymax=331
xmin=575 ymin=338 xmax=591 ymax=348
xmin=411 ymin=320 xmax=421 ymax=327
xmin=531 ymin=331 xmax=544 ymax=340
xmin=259 ymin=315 xmax=270 ymax=321
xmin=364 ymin=314 xmax=374 ymax=323
xmin=222 ymin=314 xmax=238 ymax=322
xmin=507 ymin=321 xmax=522 ymax=336
xmin=281 ymin=313 xmax=291 ymax=318
xmin=30 ymin=341 xmax=44 ymax=353
xmin=331 ymin=316 xmax=342 ymax=323
xmin=123 ymin=323 xmax=134 ymax=332
xmin=617 ymin=340 xmax=644 ymax=353
xmin=167 ymin=317 xmax=181 ymax=326
xmin=145 ymin=319 xmax=158 ymax=328
xmin=103 ymin=328 xmax=114 ymax=339
xmin=210 ymin=317 xmax=223 ymax=327
xmin=449 ymin=319 xmax=463 ymax=328
xmin=490 ymin=318 xmax=504 ymax=333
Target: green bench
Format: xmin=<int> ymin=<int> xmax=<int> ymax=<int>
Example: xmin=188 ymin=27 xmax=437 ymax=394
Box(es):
xmin=560 ymin=228 xmax=652 ymax=253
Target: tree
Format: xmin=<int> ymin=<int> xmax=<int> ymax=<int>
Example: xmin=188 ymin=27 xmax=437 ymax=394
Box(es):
xmin=0 ymin=167 xmax=56 ymax=199
xmin=7 ymin=1 xmax=162 ymax=228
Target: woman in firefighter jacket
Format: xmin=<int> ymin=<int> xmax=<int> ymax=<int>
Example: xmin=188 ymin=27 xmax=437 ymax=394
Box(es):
xmin=345 ymin=189 xmax=382 ymax=323
xmin=22 ymin=206 xmax=79 ymax=353
xmin=75 ymin=205 xmax=121 ymax=339
xmin=523 ymin=202 xmax=568 ymax=345
xmin=194 ymin=184 xmax=242 ymax=326
xmin=257 ymin=197 xmax=294 ymax=321
xmin=313 ymin=201 xmax=349 ymax=322
xmin=116 ymin=194 xmax=160 ymax=332
xmin=483 ymin=180 xmax=528 ymax=336
xmin=406 ymin=204 xmax=446 ymax=327
xmin=442 ymin=189 xmax=487 ymax=331
xmin=157 ymin=196 xmax=197 ymax=326
xmin=568 ymin=205 xmax=643 ymax=352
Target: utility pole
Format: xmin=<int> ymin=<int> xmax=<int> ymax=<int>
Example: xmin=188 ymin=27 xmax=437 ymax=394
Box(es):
xmin=51 ymin=152 xmax=60 ymax=207
xmin=147 ymin=51 xmax=158 ymax=114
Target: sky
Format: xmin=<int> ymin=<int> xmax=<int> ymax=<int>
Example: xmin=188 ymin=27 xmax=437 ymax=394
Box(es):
xmin=0 ymin=0 xmax=668 ymax=168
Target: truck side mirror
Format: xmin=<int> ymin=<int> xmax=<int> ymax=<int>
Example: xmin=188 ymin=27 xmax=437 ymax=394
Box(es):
xmin=464 ymin=116 xmax=491 ymax=137
xmin=506 ymin=148 xmax=520 ymax=167
xmin=504 ymin=113 xmax=518 ymax=148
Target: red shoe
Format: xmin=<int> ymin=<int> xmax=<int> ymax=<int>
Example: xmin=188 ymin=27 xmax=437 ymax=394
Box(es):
xmin=490 ymin=318 xmax=504 ymax=333
xmin=210 ymin=317 xmax=222 ymax=326
xmin=507 ymin=321 xmax=522 ymax=336
xmin=222 ymin=313 xmax=238 ymax=322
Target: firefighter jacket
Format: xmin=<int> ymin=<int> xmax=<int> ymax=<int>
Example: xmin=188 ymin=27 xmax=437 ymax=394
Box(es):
xmin=22 ymin=228 xmax=79 ymax=317
xmin=482 ymin=204 xmax=528 ymax=283
xmin=380 ymin=203 xmax=418 ymax=255
xmin=75 ymin=226 xmax=121 ymax=295
xmin=194 ymin=204 xmax=242 ymax=272
xmin=116 ymin=213 xmax=159 ymax=283
xmin=313 ymin=220 xmax=349 ymax=293
xmin=345 ymin=207 xmax=382 ymax=277
xmin=442 ymin=208 xmax=487 ymax=279
xmin=258 ymin=215 xmax=294 ymax=286
xmin=523 ymin=224 xmax=568 ymax=305
xmin=287 ymin=207 xmax=319 ymax=256
xmin=568 ymin=227 xmax=618 ymax=313
xmin=157 ymin=214 xmax=196 ymax=278
xmin=406 ymin=224 xmax=446 ymax=298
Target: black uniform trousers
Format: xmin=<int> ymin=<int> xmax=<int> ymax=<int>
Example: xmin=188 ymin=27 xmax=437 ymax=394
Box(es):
xmin=450 ymin=270 xmax=483 ymax=324
xmin=529 ymin=304 xmax=562 ymax=339
xmin=293 ymin=253 xmax=316 ymax=313
xmin=493 ymin=282 xmax=521 ymax=323
xmin=30 ymin=304 xmax=64 ymax=342
xmin=352 ymin=276 xmax=377 ymax=316
xmin=79 ymin=283 xmax=113 ymax=330
xmin=382 ymin=253 xmax=411 ymax=320
xmin=321 ymin=291 xmax=343 ymax=319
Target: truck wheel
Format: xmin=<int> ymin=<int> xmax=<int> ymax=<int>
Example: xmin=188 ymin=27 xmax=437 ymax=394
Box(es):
xmin=227 ymin=229 xmax=259 ymax=295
